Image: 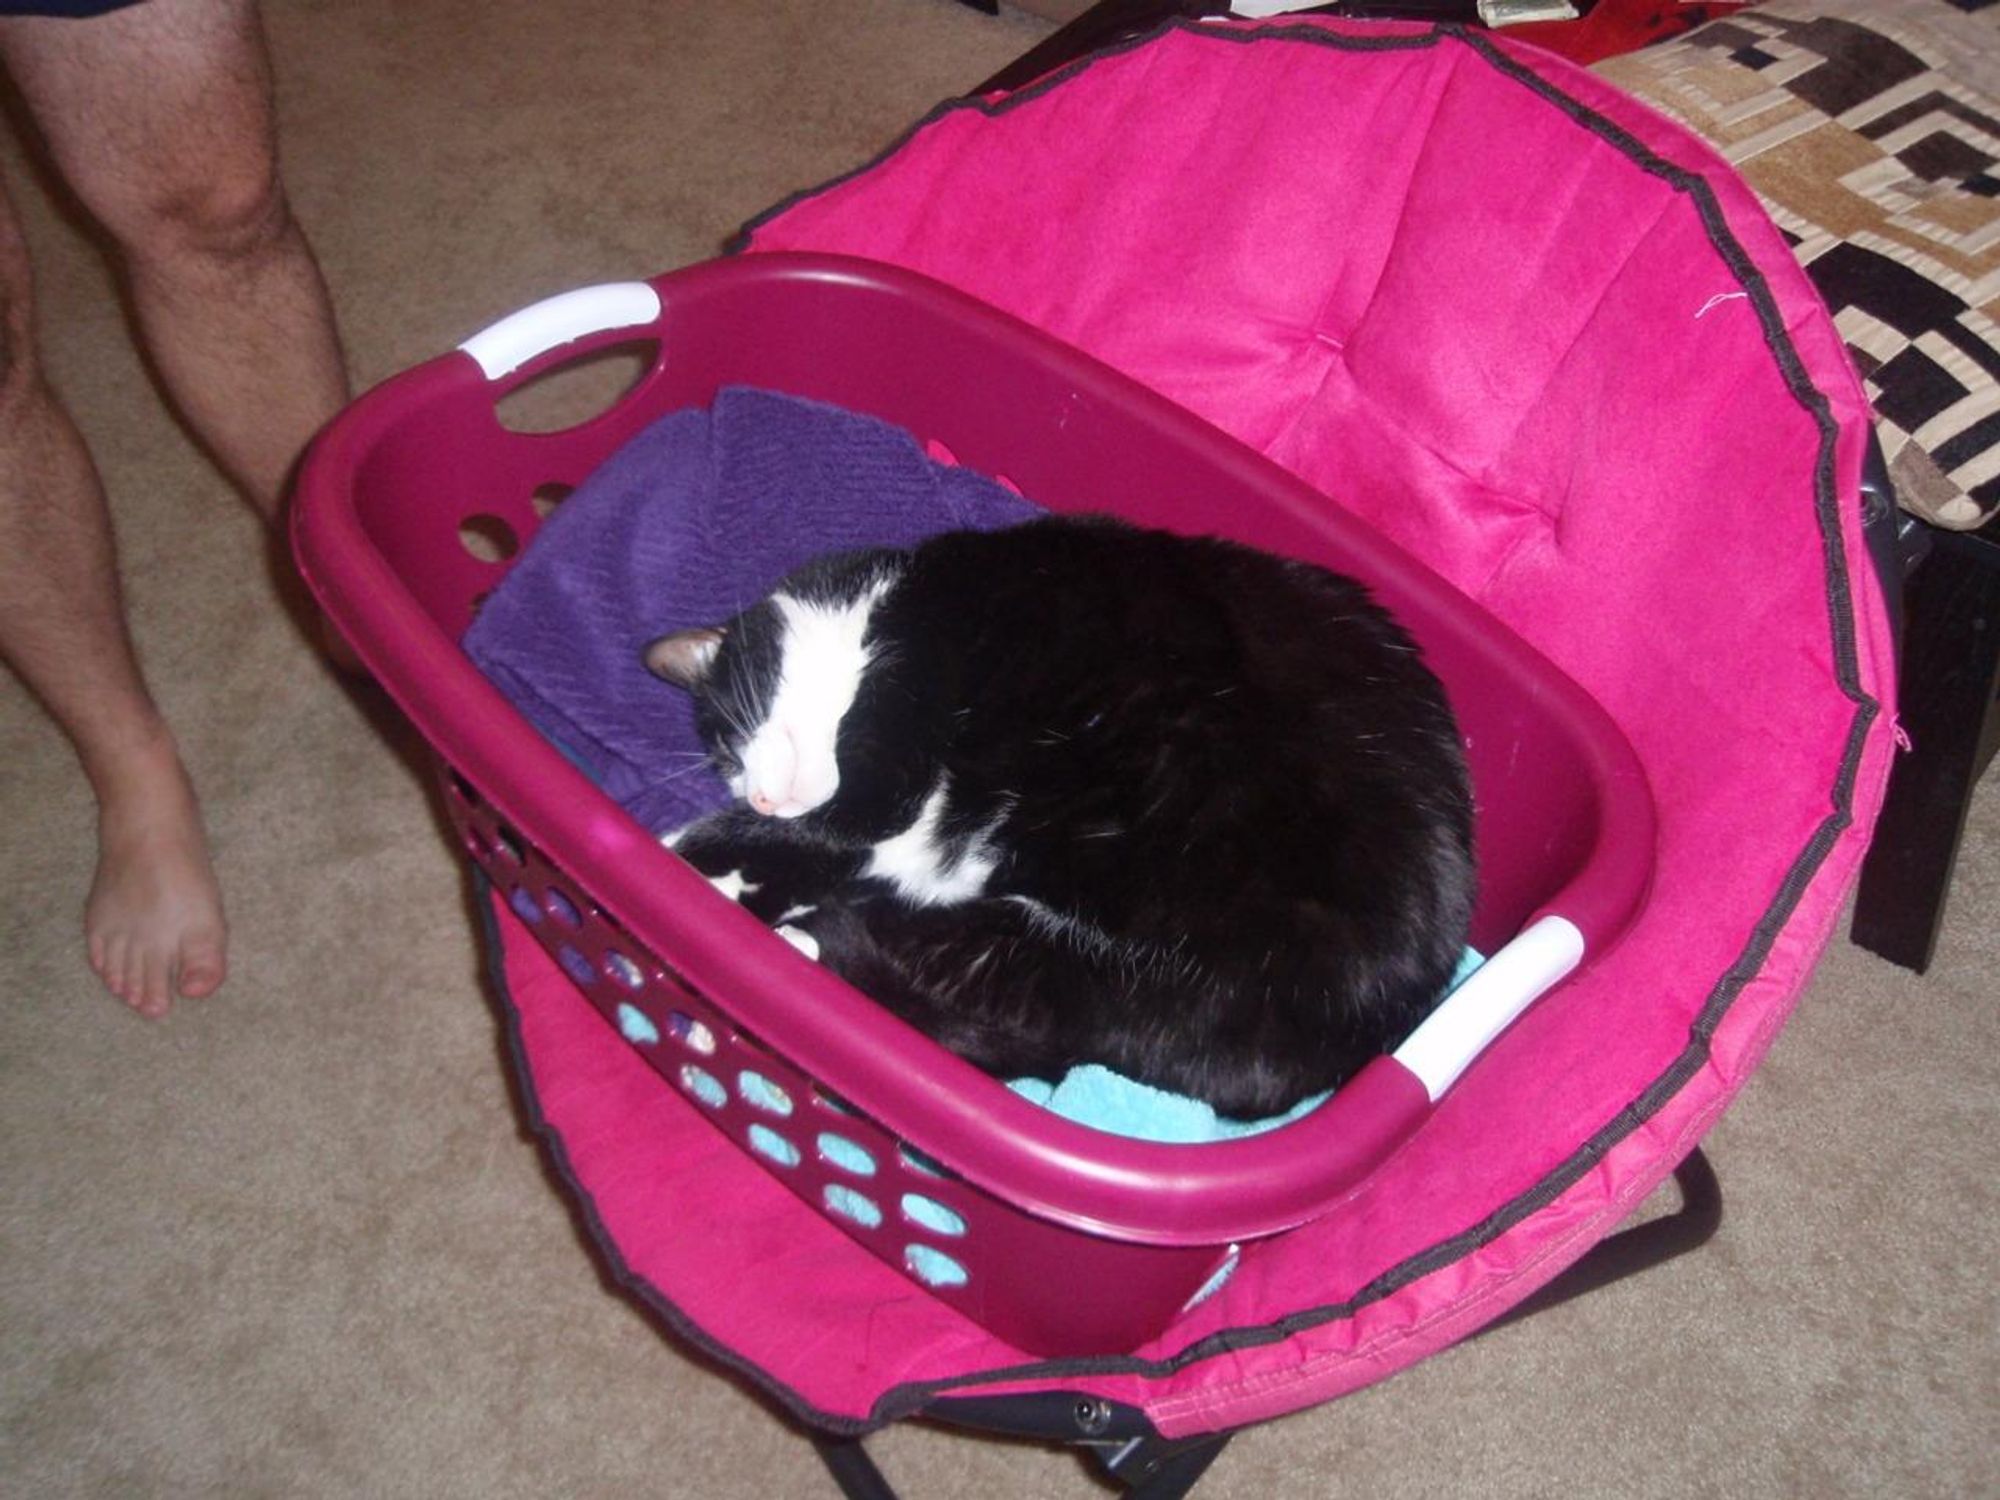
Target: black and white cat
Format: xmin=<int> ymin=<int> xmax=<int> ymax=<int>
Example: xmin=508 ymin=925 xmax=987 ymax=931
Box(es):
xmin=646 ymin=515 xmax=1475 ymax=1117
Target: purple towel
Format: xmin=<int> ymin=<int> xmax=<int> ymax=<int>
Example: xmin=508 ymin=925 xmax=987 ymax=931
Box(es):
xmin=463 ymin=386 xmax=1041 ymax=835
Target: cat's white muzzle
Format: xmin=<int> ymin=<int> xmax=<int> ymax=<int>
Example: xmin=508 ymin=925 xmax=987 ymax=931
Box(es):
xmin=742 ymin=722 xmax=837 ymax=818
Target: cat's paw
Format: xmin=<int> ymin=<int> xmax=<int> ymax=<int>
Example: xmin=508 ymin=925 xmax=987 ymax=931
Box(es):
xmin=705 ymin=869 xmax=760 ymax=903
xmin=776 ymin=923 xmax=821 ymax=961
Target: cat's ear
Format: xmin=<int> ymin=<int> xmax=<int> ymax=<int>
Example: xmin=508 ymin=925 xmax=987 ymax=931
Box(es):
xmin=644 ymin=626 xmax=726 ymax=688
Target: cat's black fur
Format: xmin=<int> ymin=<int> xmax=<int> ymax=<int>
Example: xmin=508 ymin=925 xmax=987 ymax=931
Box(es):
xmin=649 ymin=516 xmax=1475 ymax=1117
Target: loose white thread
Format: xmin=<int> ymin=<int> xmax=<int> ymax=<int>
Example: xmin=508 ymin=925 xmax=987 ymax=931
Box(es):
xmin=1695 ymin=291 xmax=1749 ymax=319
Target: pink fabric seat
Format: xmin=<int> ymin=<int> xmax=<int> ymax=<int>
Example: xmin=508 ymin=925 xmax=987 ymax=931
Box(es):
xmin=426 ymin=16 xmax=1896 ymax=1438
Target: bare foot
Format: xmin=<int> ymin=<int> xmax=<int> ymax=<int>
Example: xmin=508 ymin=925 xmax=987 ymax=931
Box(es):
xmin=83 ymin=737 xmax=227 ymax=1018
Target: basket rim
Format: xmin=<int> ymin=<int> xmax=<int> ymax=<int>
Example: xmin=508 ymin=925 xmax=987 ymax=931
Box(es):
xmin=291 ymin=249 xmax=1656 ymax=1247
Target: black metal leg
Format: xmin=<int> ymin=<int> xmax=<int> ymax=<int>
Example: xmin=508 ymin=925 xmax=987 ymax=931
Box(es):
xmin=1097 ymin=1431 xmax=1233 ymax=1498
xmin=1471 ymin=1146 xmax=1723 ymax=1340
xmin=813 ymin=1434 xmax=900 ymax=1500
xmin=1852 ymin=524 xmax=2000 ymax=972
xmin=813 ymin=1150 xmax=1724 ymax=1497
xmin=809 ymin=1422 xmax=1228 ymax=1500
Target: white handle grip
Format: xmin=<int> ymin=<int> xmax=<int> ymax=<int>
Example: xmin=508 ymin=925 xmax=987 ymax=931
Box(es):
xmin=458 ymin=282 xmax=663 ymax=381
xmin=1392 ymin=914 xmax=1586 ymax=1101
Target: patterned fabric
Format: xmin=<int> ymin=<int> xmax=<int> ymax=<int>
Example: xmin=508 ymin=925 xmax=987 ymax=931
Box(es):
xmin=1598 ymin=0 xmax=2000 ymax=528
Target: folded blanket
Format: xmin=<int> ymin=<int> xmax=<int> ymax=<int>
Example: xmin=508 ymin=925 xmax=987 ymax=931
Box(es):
xmin=1009 ymin=1067 xmax=1330 ymax=1145
xmin=464 ymin=385 xmax=1039 ymax=835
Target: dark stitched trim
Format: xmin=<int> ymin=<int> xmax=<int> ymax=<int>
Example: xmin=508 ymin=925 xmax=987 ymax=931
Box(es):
xmin=690 ymin=16 xmax=1877 ymax=1434
xmin=727 ymin=19 xmax=1440 ymax=256
xmin=474 ymin=878 xmax=880 ymax=1438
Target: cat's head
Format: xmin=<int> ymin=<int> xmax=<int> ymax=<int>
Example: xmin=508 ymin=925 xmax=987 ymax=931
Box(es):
xmin=645 ymin=548 xmax=907 ymax=819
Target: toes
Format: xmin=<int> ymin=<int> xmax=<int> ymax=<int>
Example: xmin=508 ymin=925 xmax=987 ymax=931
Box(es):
xmin=99 ymin=933 xmax=131 ymax=1000
xmin=176 ymin=931 xmax=227 ymax=1000
xmin=87 ymin=922 xmax=226 ymax=1012
xmin=89 ymin=929 xmax=190 ymax=1017
xmin=177 ymin=958 xmax=224 ymax=1001
xmin=135 ymin=950 xmax=172 ymax=1018
xmin=177 ymin=965 xmax=224 ymax=1000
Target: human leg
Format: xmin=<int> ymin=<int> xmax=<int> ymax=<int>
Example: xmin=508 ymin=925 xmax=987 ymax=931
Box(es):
xmin=0 ymin=0 xmax=351 ymax=1011
xmin=0 ymin=0 xmax=347 ymax=520
xmin=0 ymin=174 xmax=224 ymax=1016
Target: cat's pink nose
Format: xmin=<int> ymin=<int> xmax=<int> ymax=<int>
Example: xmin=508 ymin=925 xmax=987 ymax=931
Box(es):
xmin=743 ymin=722 xmax=831 ymax=817
xmin=744 ymin=725 xmax=801 ymax=816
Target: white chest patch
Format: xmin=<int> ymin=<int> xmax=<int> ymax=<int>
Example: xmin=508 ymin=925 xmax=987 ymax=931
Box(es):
xmin=740 ymin=581 xmax=890 ymax=818
xmin=866 ymin=778 xmax=1001 ymax=906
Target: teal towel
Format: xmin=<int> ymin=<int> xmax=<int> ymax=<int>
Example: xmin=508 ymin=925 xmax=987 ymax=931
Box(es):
xmin=1010 ymin=947 xmax=1484 ymax=1143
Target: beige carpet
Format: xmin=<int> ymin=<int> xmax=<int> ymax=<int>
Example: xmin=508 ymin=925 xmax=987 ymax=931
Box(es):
xmin=3 ymin=3 xmax=1994 ymax=1496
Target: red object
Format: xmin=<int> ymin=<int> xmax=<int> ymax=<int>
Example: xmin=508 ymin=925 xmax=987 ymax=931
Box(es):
xmin=1504 ymin=0 xmax=1755 ymax=65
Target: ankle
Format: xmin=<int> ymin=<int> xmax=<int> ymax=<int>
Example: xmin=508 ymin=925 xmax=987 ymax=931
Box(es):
xmin=82 ymin=717 xmax=195 ymax=818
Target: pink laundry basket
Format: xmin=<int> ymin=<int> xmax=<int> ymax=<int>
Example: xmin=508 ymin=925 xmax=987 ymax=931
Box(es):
xmin=294 ymin=245 xmax=1652 ymax=1358
xmin=292 ymin=15 xmax=1895 ymax=1494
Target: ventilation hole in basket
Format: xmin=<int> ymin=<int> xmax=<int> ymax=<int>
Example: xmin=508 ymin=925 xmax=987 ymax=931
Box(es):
xmin=615 ymin=1002 xmax=660 ymax=1046
xmin=904 ymin=1244 xmax=969 ymax=1290
xmin=492 ymin=827 xmax=524 ymax=865
xmin=557 ymin=945 xmax=596 ymax=987
xmin=737 ymin=1071 xmax=793 ymax=1117
xmin=815 ymin=1089 xmax=858 ymax=1116
xmin=542 ymin=887 xmax=583 ymax=927
xmin=817 ymin=1133 xmax=876 ymax=1177
xmin=494 ymin=340 xmax=658 ymax=434
xmin=923 ymin=437 xmax=959 ymax=468
xmin=507 ymin=886 xmax=543 ymax=926
xmin=679 ymin=1064 xmax=727 ymax=1109
xmin=446 ymin=770 xmax=479 ymax=806
xmin=823 ymin=1185 xmax=883 ymax=1229
xmin=747 ymin=1124 xmax=800 ymax=1168
xmin=666 ymin=1011 xmax=716 ymax=1055
xmin=898 ymin=1144 xmax=952 ymax=1180
xmin=1179 ymin=1246 xmax=1242 ymax=1313
xmin=900 ymin=1194 xmax=966 ymax=1238
xmin=602 ymin=950 xmax=645 ymax=990
xmin=458 ymin=514 xmax=519 ymax=564
xmin=531 ymin=482 xmax=573 ymax=518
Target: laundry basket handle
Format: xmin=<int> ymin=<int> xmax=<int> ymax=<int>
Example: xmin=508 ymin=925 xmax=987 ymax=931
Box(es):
xmin=1392 ymin=913 xmax=1586 ymax=1100
xmin=457 ymin=282 xmax=663 ymax=381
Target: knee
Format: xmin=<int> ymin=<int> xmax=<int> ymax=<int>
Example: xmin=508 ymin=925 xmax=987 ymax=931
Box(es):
xmin=101 ymin=158 xmax=296 ymax=276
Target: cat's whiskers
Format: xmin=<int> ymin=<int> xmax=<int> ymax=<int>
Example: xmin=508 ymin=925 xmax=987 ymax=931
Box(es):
xmin=721 ymin=677 xmax=761 ymax=744
xmin=650 ymin=758 xmax=724 ymax=786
